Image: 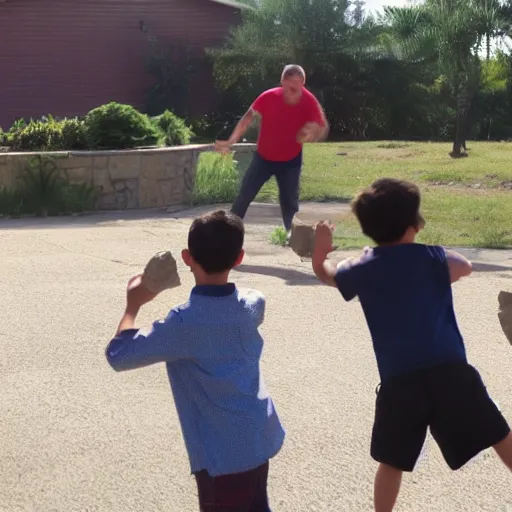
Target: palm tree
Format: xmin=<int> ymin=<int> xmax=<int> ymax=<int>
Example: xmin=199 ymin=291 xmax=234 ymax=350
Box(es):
xmin=384 ymin=0 xmax=504 ymax=157
xmin=475 ymin=0 xmax=504 ymax=60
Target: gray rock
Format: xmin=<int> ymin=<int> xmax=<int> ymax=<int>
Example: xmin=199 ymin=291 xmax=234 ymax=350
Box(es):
xmin=289 ymin=216 xmax=316 ymax=259
xmin=141 ymin=251 xmax=181 ymax=294
xmin=498 ymin=291 xmax=512 ymax=345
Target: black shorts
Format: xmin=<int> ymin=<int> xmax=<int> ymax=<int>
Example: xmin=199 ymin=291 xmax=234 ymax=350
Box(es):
xmin=371 ymin=362 xmax=510 ymax=472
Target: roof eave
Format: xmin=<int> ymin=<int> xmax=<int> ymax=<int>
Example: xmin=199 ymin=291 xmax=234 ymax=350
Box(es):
xmin=209 ymin=0 xmax=255 ymax=10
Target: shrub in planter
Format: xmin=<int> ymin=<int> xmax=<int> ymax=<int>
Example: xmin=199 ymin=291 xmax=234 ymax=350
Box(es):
xmin=5 ymin=118 xmax=27 ymax=145
xmin=85 ymin=102 xmax=163 ymax=149
xmin=60 ymin=117 xmax=88 ymax=150
xmin=151 ymin=110 xmax=193 ymax=146
xmin=9 ymin=116 xmax=64 ymax=151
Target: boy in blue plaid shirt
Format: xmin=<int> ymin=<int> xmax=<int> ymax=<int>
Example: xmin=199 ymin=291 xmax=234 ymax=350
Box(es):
xmin=106 ymin=210 xmax=284 ymax=511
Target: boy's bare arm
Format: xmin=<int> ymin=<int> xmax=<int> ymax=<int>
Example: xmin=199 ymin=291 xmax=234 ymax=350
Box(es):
xmin=115 ymin=275 xmax=158 ymax=336
xmin=116 ymin=309 xmax=138 ymax=336
xmin=444 ymin=249 xmax=473 ymax=283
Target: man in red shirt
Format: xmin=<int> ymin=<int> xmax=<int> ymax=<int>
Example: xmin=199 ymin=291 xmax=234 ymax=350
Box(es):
xmin=215 ymin=65 xmax=329 ymax=235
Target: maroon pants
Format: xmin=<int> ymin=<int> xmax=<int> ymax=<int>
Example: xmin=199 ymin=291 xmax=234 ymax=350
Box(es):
xmin=194 ymin=462 xmax=271 ymax=512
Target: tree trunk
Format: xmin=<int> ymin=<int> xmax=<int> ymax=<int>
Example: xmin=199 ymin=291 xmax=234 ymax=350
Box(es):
xmin=450 ymin=92 xmax=471 ymax=158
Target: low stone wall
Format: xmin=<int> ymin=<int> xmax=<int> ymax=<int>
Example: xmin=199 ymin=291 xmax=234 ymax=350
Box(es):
xmin=0 ymin=143 xmax=256 ymax=210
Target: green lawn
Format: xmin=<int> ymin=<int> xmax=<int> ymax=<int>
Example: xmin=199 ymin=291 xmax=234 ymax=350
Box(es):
xmin=253 ymin=141 xmax=512 ymax=249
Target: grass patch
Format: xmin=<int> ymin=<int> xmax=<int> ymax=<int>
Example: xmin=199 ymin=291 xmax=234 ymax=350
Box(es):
xmin=330 ymin=188 xmax=512 ymax=249
xmin=253 ymin=141 xmax=512 ymax=249
xmin=193 ymin=142 xmax=512 ymax=249
xmin=192 ymin=152 xmax=240 ymax=205
xmin=270 ymin=226 xmax=288 ymax=246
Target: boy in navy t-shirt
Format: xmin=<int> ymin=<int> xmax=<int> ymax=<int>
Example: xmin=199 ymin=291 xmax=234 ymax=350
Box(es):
xmin=311 ymin=178 xmax=512 ymax=511
xmin=105 ymin=210 xmax=284 ymax=511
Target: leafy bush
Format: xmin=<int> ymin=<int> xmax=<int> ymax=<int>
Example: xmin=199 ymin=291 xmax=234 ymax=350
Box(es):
xmin=3 ymin=104 xmax=194 ymax=151
xmin=61 ymin=118 xmax=88 ymax=150
xmin=85 ymin=102 xmax=163 ymax=150
xmin=192 ymin=152 xmax=239 ymax=205
xmin=151 ymin=110 xmax=193 ymax=145
xmin=270 ymin=226 xmax=288 ymax=246
xmin=8 ymin=116 xmax=64 ymax=152
xmin=5 ymin=119 xmax=26 ymax=144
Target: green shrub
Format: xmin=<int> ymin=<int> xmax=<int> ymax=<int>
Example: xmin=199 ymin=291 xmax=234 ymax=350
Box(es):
xmin=9 ymin=116 xmax=64 ymax=152
xmin=192 ymin=152 xmax=239 ymax=205
xmin=0 ymin=127 xmax=5 ymax=146
xmin=5 ymin=118 xmax=26 ymax=144
xmin=85 ymin=102 xmax=163 ymax=149
xmin=151 ymin=110 xmax=193 ymax=145
xmin=270 ymin=226 xmax=288 ymax=246
xmin=60 ymin=118 xmax=88 ymax=150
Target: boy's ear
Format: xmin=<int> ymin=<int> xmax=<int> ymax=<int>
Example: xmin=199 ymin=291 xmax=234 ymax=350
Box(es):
xmin=234 ymin=249 xmax=245 ymax=267
xmin=416 ymin=213 xmax=426 ymax=232
xmin=182 ymin=248 xmax=192 ymax=267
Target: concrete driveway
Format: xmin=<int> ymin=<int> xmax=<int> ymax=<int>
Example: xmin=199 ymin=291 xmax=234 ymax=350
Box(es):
xmin=1 ymin=202 xmax=511 ymax=512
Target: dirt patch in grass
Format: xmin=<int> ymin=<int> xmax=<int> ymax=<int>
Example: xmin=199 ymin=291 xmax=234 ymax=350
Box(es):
xmin=426 ymin=179 xmax=509 ymax=191
xmin=370 ymin=148 xmax=423 ymax=160
xmin=376 ymin=142 xmax=410 ymax=149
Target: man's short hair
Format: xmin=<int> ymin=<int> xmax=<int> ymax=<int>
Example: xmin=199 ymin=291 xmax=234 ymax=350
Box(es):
xmin=188 ymin=210 xmax=244 ymax=274
xmin=351 ymin=178 xmax=425 ymax=245
xmin=281 ymin=64 xmax=306 ymax=82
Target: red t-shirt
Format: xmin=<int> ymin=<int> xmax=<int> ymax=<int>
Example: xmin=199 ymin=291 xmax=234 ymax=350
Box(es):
xmin=251 ymin=87 xmax=325 ymax=162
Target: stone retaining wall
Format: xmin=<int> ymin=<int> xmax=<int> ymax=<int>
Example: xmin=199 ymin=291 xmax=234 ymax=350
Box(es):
xmin=0 ymin=143 xmax=256 ymax=210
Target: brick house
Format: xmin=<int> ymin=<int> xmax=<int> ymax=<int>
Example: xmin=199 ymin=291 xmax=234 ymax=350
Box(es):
xmin=0 ymin=0 xmax=248 ymax=129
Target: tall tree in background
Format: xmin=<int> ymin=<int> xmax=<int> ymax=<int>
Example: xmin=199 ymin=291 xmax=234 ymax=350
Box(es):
xmin=384 ymin=0 xmax=505 ymax=157
xmin=352 ymin=0 xmax=366 ymax=27
xmin=208 ymin=0 xmax=410 ymax=138
xmin=207 ymin=0 xmax=512 ymax=143
xmin=474 ymin=0 xmax=505 ymax=60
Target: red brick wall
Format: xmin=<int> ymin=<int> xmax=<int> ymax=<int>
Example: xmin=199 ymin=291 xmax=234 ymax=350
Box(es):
xmin=0 ymin=0 xmax=241 ymax=129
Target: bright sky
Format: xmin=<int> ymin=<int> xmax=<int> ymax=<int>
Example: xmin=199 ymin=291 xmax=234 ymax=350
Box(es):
xmin=365 ymin=0 xmax=409 ymax=15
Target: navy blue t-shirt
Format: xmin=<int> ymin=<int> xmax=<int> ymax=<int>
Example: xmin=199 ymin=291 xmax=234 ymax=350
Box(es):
xmin=335 ymin=244 xmax=467 ymax=381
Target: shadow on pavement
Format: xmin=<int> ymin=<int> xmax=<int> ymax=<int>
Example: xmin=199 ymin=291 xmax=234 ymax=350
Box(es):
xmin=0 ymin=202 xmax=351 ymax=230
xmin=234 ymin=264 xmax=321 ymax=286
xmin=472 ymin=262 xmax=512 ymax=273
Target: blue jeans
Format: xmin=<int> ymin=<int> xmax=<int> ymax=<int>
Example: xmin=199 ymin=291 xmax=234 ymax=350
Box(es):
xmin=231 ymin=152 xmax=302 ymax=232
